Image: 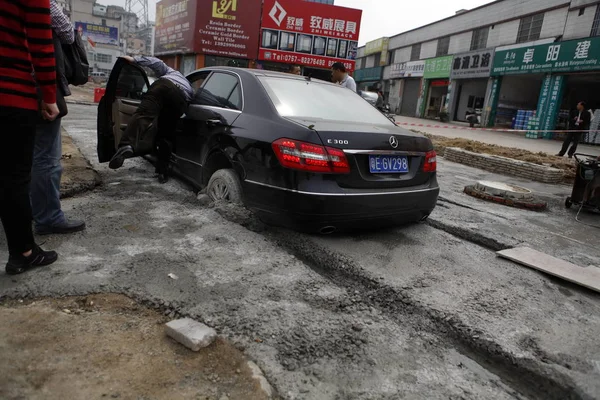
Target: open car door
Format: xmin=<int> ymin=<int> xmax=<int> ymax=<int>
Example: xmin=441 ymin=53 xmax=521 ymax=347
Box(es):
xmin=97 ymin=58 xmax=150 ymax=163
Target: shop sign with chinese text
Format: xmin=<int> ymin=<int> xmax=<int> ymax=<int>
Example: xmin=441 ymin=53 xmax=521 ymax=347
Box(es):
xmin=450 ymin=49 xmax=495 ymax=79
xmin=154 ymin=0 xmax=196 ymax=55
xmin=365 ymin=37 xmax=389 ymax=65
xmin=389 ymin=61 xmax=425 ymax=79
xmin=353 ymin=66 xmax=382 ymax=82
xmin=424 ymin=56 xmax=453 ymax=79
xmin=491 ymin=36 xmax=600 ymax=76
xmin=259 ymin=0 xmax=362 ymax=71
xmin=195 ymin=0 xmax=263 ymax=58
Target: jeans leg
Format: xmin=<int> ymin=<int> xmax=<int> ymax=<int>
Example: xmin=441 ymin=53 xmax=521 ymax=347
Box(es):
xmin=0 ymin=107 xmax=37 ymax=256
xmin=31 ymin=118 xmax=65 ymax=229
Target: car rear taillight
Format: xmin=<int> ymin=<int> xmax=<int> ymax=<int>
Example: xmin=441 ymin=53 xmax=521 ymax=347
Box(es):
xmin=423 ymin=150 xmax=437 ymax=172
xmin=272 ymin=138 xmax=350 ymax=174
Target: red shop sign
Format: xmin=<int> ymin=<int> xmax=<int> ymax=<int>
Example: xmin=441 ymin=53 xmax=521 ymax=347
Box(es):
xmin=431 ymin=79 xmax=450 ymax=87
xmin=259 ymin=0 xmax=362 ymax=71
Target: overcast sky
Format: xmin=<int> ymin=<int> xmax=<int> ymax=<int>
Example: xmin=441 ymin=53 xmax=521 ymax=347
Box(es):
xmin=103 ymin=0 xmax=494 ymax=46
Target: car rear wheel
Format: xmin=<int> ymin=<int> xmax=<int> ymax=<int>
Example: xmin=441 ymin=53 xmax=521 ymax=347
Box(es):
xmin=207 ymin=169 xmax=243 ymax=204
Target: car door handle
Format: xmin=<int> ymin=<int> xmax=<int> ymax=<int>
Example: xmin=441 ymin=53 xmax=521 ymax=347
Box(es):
xmin=207 ymin=118 xmax=224 ymax=126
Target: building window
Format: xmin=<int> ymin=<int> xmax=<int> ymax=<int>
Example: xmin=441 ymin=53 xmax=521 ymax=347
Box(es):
xmin=517 ymin=13 xmax=544 ymax=43
xmin=389 ymin=50 xmax=395 ymax=64
xmin=592 ymin=6 xmax=600 ymax=36
xmin=101 ymin=19 xmax=106 ymax=26
xmin=470 ymin=27 xmax=489 ymax=50
xmin=410 ymin=43 xmax=421 ymax=61
xmin=436 ymin=36 xmax=450 ymax=56
xmin=579 ymin=8 xmax=585 ymax=16
xmin=373 ymin=53 xmax=381 ymax=66
xmin=95 ymin=53 xmax=112 ymax=63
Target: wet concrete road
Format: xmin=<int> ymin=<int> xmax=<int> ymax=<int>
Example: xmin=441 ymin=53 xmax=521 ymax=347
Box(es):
xmin=1 ymin=104 xmax=599 ymax=399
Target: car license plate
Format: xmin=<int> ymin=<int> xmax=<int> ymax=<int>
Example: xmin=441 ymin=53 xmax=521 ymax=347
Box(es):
xmin=369 ymin=155 xmax=409 ymax=174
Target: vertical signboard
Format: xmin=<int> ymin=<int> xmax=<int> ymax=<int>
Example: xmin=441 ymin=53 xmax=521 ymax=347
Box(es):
xmin=485 ymin=77 xmax=502 ymax=127
xmin=259 ymin=0 xmax=362 ymax=71
xmin=417 ymin=79 xmax=430 ymax=118
xmin=541 ymin=76 xmax=565 ymax=139
xmin=154 ymin=0 xmax=196 ymax=55
xmin=195 ymin=0 xmax=263 ymax=58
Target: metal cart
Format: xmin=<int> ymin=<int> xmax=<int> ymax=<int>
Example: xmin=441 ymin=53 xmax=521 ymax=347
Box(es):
xmin=565 ymin=154 xmax=600 ymax=227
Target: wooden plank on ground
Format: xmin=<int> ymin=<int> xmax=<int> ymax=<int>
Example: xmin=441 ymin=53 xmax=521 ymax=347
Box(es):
xmin=497 ymin=247 xmax=600 ymax=294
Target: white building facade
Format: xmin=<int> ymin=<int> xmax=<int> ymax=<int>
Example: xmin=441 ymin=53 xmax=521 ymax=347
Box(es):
xmin=354 ymin=0 xmax=600 ymax=143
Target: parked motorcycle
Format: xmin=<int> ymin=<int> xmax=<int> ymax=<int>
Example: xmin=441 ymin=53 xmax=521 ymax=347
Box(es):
xmin=465 ymin=108 xmax=482 ymax=127
xmin=381 ymin=104 xmax=396 ymax=123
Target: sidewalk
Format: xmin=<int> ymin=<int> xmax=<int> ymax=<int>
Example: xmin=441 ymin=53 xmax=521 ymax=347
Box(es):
xmin=395 ymin=115 xmax=600 ymax=157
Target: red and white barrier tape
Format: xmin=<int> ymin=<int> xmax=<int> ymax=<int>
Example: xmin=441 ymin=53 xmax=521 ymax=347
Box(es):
xmin=395 ymin=122 xmax=598 ymax=134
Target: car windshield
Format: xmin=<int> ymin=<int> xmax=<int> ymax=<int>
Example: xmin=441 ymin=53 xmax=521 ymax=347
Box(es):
xmin=258 ymin=76 xmax=394 ymax=126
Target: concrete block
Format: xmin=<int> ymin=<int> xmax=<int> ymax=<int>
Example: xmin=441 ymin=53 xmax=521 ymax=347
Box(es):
xmin=165 ymin=318 xmax=217 ymax=351
xmin=247 ymin=361 xmax=274 ymax=399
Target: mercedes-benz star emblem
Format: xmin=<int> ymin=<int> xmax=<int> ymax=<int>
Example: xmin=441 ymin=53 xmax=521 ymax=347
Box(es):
xmin=389 ymin=136 xmax=398 ymax=149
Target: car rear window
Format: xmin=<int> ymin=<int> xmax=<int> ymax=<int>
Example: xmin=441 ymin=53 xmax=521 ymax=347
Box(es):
xmin=258 ymin=76 xmax=394 ymax=125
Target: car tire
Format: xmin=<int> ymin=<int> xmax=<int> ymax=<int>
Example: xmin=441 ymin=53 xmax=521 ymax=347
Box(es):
xmin=207 ymin=169 xmax=243 ymax=204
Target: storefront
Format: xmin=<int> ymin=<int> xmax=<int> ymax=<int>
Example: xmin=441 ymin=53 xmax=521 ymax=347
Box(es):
xmin=449 ymin=48 xmax=494 ymax=122
xmin=354 ymin=66 xmax=382 ymax=92
xmin=388 ymin=61 xmax=425 ymax=116
xmin=418 ymin=56 xmax=453 ymax=119
xmin=490 ymin=36 xmax=600 ymax=142
xmin=257 ymin=0 xmax=362 ymax=78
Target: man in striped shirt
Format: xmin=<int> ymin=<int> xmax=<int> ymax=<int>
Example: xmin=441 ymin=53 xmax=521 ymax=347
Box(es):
xmin=0 ymin=0 xmax=60 ymax=274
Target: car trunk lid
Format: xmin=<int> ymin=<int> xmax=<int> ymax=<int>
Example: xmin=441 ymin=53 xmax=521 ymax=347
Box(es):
xmin=287 ymin=118 xmax=435 ymax=189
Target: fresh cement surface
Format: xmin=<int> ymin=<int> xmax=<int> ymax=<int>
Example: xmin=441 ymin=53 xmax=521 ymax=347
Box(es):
xmin=1 ymin=104 xmax=599 ymax=399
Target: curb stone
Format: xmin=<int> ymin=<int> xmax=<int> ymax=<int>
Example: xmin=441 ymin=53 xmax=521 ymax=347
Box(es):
xmin=247 ymin=361 xmax=274 ymax=399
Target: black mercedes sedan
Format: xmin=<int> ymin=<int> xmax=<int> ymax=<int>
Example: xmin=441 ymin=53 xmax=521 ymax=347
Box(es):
xmin=97 ymin=60 xmax=439 ymax=233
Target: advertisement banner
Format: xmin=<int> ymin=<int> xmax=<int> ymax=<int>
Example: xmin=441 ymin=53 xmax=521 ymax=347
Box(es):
xmin=258 ymin=0 xmax=362 ymax=71
xmin=450 ymin=48 xmax=495 ymax=79
xmin=492 ymin=36 xmax=600 ymax=76
xmin=195 ymin=0 xmax=263 ymax=58
xmin=154 ymin=0 xmax=196 ymax=55
xmin=75 ymin=22 xmax=119 ymax=46
xmin=390 ymin=61 xmax=425 ymax=79
xmin=424 ymin=56 xmax=453 ymax=79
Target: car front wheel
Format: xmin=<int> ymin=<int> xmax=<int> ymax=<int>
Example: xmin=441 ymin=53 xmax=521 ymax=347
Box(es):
xmin=207 ymin=169 xmax=243 ymax=204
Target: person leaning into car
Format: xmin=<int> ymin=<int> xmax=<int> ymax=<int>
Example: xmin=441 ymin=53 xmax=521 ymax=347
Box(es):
xmin=331 ymin=62 xmax=356 ymax=92
xmin=109 ymin=56 xmax=193 ymax=183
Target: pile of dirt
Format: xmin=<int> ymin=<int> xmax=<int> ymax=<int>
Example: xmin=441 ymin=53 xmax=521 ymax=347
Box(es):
xmin=61 ymin=130 xmax=101 ymax=198
xmin=0 ymin=294 xmax=270 ymax=400
xmin=422 ymin=132 xmax=577 ymax=180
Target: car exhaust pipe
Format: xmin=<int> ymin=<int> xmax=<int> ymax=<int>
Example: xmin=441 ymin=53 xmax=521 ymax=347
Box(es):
xmin=319 ymin=226 xmax=337 ymax=235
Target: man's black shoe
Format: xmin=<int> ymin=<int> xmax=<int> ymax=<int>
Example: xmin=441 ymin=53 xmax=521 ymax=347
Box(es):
xmin=109 ymin=145 xmax=134 ymax=170
xmin=36 ymin=220 xmax=86 ymax=235
xmin=158 ymin=174 xmax=169 ymax=184
xmin=6 ymin=246 xmax=58 ymax=275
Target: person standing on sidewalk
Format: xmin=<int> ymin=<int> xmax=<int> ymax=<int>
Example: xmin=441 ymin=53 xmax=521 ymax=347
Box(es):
xmin=0 ymin=0 xmax=60 ymax=274
xmin=31 ymin=0 xmax=86 ymax=235
xmin=557 ymin=101 xmax=591 ymax=158
xmin=331 ymin=62 xmax=356 ymax=92
xmin=108 ymin=56 xmax=193 ymax=184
